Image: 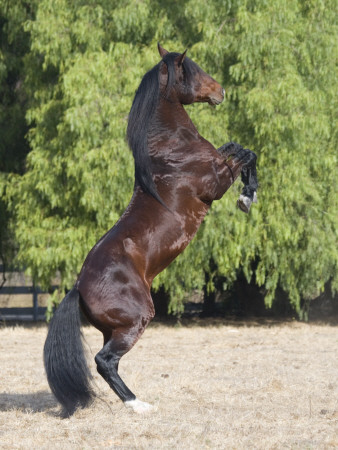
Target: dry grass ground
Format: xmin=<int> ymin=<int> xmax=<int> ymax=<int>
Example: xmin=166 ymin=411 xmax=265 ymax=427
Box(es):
xmin=0 ymin=320 xmax=337 ymax=449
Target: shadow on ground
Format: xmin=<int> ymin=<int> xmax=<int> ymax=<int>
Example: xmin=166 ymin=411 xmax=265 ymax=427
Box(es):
xmin=0 ymin=391 xmax=57 ymax=413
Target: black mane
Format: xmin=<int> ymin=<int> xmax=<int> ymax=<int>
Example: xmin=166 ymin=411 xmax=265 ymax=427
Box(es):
xmin=127 ymin=53 xmax=194 ymax=207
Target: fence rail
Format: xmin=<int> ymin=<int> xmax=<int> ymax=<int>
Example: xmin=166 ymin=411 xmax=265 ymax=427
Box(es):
xmin=0 ymin=265 xmax=58 ymax=321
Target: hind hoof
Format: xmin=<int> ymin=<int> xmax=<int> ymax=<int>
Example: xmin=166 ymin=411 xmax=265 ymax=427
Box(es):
xmin=124 ymin=398 xmax=154 ymax=414
xmin=237 ymin=195 xmax=252 ymax=213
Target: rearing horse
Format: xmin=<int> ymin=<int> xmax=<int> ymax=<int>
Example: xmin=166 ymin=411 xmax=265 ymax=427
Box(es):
xmin=44 ymin=44 xmax=258 ymax=416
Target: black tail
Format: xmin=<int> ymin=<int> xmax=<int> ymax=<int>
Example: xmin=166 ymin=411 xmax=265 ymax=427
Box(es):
xmin=43 ymin=287 xmax=94 ymax=416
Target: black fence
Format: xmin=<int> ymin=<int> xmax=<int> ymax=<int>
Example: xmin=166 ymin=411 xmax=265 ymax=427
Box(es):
xmin=0 ymin=265 xmax=57 ymax=321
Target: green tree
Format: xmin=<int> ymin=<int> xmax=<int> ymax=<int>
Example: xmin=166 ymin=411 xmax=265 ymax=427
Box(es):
xmin=199 ymin=0 xmax=338 ymax=315
xmin=0 ymin=0 xmax=35 ymax=274
xmin=4 ymin=0 xmax=338 ymax=318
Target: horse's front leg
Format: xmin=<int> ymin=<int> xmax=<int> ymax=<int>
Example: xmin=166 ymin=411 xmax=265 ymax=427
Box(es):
xmin=217 ymin=142 xmax=258 ymax=213
xmin=238 ymin=160 xmax=258 ymax=213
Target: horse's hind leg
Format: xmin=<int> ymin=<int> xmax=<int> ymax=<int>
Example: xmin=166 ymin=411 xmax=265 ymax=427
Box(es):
xmin=79 ymin=272 xmax=155 ymax=413
xmin=95 ymin=324 xmax=153 ymax=414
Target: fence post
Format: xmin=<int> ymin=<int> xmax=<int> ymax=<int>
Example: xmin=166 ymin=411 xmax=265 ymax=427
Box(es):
xmin=33 ymin=284 xmax=38 ymax=321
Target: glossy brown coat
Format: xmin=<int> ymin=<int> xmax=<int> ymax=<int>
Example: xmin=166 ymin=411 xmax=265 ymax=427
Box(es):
xmin=44 ymin=45 xmax=258 ymax=415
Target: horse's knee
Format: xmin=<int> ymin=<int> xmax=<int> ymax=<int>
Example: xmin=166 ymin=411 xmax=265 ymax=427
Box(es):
xmin=218 ymin=141 xmax=243 ymax=158
xmin=231 ymin=147 xmax=254 ymax=166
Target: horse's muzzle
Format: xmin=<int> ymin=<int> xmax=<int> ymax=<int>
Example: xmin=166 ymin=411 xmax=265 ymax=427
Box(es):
xmin=208 ymin=87 xmax=225 ymax=105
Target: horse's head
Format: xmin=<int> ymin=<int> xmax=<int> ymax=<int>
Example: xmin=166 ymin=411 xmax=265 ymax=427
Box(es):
xmin=158 ymin=44 xmax=224 ymax=106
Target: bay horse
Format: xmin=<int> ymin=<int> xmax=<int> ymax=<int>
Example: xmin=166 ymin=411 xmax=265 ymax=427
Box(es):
xmin=44 ymin=44 xmax=258 ymax=416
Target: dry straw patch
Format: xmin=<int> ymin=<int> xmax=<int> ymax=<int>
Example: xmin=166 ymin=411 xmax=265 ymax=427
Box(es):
xmin=0 ymin=321 xmax=337 ymax=449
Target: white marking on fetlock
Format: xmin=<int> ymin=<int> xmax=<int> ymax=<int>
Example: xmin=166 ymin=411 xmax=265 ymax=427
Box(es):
xmin=253 ymin=191 xmax=257 ymax=203
xmin=124 ymin=398 xmax=154 ymax=414
xmin=238 ymin=194 xmax=252 ymax=213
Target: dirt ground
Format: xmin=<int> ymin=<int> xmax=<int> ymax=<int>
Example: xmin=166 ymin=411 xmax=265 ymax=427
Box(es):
xmin=0 ymin=320 xmax=337 ymax=449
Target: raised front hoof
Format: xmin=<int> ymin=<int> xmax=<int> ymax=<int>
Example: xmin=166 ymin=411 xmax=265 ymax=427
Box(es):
xmin=237 ymin=195 xmax=252 ymax=213
xmin=124 ymin=398 xmax=154 ymax=414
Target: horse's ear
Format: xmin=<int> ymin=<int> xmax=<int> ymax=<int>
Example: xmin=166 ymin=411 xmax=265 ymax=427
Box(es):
xmin=177 ymin=49 xmax=187 ymax=67
xmin=158 ymin=43 xmax=169 ymax=58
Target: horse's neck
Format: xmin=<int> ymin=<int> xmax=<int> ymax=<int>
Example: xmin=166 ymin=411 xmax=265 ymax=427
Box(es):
xmin=149 ymin=99 xmax=200 ymax=148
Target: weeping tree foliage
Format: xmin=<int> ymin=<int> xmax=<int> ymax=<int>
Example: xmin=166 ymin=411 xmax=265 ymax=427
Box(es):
xmin=0 ymin=0 xmax=33 ymax=275
xmin=3 ymin=0 xmax=337 ymax=317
